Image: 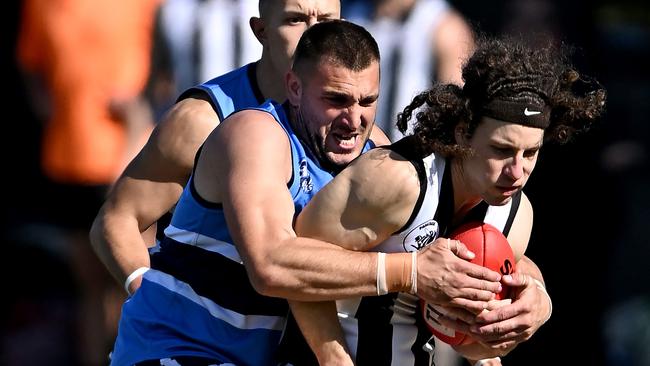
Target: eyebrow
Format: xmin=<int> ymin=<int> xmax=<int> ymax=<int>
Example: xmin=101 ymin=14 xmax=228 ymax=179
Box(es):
xmin=284 ymin=9 xmax=337 ymax=18
xmin=322 ymin=90 xmax=350 ymax=99
xmin=491 ymin=140 xmax=543 ymax=150
xmin=360 ymin=94 xmax=379 ymax=104
xmin=322 ymin=90 xmax=379 ymax=103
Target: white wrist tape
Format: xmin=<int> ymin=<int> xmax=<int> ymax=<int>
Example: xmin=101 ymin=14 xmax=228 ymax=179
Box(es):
xmin=410 ymin=251 xmax=418 ymax=295
xmin=377 ymin=252 xmax=388 ymax=295
xmin=124 ymin=267 xmax=150 ymax=295
xmin=474 ymin=357 xmax=501 ymax=366
xmin=532 ymin=278 xmax=552 ymax=323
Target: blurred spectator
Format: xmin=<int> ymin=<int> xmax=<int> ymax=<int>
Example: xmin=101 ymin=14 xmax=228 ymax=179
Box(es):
xmin=145 ymin=0 xmax=262 ymax=120
xmin=343 ymin=0 xmax=474 ymax=141
xmin=595 ymin=2 xmax=650 ymax=366
xmin=15 ymin=0 xmax=161 ymax=364
xmin=501 ymin=0 xmax=563 ymax=44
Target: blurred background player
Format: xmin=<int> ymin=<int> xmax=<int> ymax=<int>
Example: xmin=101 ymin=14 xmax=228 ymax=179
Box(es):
xmin=145 ymin=0 xmax=262 ymax=120
xmin=343 ymin=0 xmax=475 ymax=141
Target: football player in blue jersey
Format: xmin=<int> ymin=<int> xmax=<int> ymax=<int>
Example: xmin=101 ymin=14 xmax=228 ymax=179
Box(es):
xmin=90 ymin=0 xmax=391 ymax=296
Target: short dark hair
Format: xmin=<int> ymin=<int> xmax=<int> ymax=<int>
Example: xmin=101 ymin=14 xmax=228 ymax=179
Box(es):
xmin=258 ymin=0 xmax=271 ymax=18
xmin=292 ymin=20 xmax=380 ymax=75
xmin=397 ymin=35 xmax=606 ymax=158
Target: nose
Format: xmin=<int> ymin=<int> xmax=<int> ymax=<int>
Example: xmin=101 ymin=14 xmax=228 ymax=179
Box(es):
xmin=504 ymin=154 xmax=525 ymax=180
xmin=307 ymin=16 xmax=318 ymax=27
xmin=341 ymin=104 xmax=363 ymax=130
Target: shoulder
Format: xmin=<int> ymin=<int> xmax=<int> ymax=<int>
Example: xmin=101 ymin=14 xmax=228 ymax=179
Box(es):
xmin=155 ymin=97 xmax=218 ymax=148
xmin=348 ymin=148 xmax=419 ymax=183
xmin=216 ymin=105 xmax=285 ymax=138
xmin=298 ymin=147 xmax=423 ymax=248
xmin=133 ymin=96 xmax=218 ymax=172
xmin=206 ymin=106 xmax=291 ymax=163
xmin=343 ymin=148 xmax=422 ymax=222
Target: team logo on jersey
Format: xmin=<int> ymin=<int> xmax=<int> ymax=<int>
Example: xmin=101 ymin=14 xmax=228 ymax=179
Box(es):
xmin=299 ymin=160 xmax=314 ymax=193
xmin=403 ymin=219 xmax=439 ymax=252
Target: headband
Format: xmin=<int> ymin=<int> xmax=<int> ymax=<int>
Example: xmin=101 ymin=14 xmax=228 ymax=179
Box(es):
xmin=481 ymin=99 xmax=551 ymax=129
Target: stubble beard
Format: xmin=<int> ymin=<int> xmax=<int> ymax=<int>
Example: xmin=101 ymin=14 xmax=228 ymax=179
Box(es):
xmin=291 ymin=106 xmax=341 ymax=173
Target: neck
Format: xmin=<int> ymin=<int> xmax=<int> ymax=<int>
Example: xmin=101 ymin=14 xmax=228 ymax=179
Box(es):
xmin=256 ymin=56 xmax=287 ymax=103
xmin=450 ymin=159 xmax=482 ymax=224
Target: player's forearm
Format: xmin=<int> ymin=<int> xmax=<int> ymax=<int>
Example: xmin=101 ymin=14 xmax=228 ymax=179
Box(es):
xmin=89 ymin=209 xmax=151 ymax=293
xmin=248 ymin=237 xmax=413 ymax=301
xmin=289 ymin=300 xmax=353 ymax=366
xmin=516 ymin=255 xmax=544 ymax=284
xmin=250 ymin=237 xmax=376 ymax=300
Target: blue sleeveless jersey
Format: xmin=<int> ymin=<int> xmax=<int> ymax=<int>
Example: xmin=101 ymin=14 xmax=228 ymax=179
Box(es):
xmin=111 ymin=101 xmax=374 ymax=366
xmin=178 ymin=62 xmax=265 ymax=121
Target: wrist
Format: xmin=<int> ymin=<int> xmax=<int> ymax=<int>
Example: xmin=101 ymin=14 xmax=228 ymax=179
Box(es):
xmin=124 ymin=266 xmax=150 ymax=295
xmin=382 ymin=252 xmax=416 ymax=294
xmin=315 ymin=341 xmax=354 ymax=366
xmin=532 ymin=278 xmax=552 ymax=323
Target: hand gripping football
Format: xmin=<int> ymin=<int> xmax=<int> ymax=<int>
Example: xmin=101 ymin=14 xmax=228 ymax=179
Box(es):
xmin=421 ymin=222 xmax=516 ymax=345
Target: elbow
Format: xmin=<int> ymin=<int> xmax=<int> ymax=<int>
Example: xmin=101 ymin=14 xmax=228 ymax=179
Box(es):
xmin=246 ymin=258 xmax=288 ymax=298
xmin=88 ymin=213 xmax=105 ymax=251
xmin=248 ymin=272 xmax=274 ymax=297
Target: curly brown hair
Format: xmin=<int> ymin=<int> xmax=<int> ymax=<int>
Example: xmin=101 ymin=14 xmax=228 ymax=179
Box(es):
xmin=396 ymin=35 xmax=606 ymax=159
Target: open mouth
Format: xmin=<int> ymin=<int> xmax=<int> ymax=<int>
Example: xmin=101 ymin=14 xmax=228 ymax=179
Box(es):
xmin=332 ymin=133 xmax=358 ymax=150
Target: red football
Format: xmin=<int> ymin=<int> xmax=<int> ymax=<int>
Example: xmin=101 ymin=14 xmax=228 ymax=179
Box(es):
xmin=420 ymin=222 xmax=516 ymax=345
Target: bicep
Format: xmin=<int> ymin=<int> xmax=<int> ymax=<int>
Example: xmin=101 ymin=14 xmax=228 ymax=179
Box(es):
xmin=204 ymin=113 xmax=296 ymax=266
xmin=107 ymin=99 xmax=218 ymax=229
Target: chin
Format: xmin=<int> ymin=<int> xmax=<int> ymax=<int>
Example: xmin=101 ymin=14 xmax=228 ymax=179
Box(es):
xmin=485 ymin=195 xmax=513 ymax=206
xmin=328 ymin=151 xmax=360 ymax=167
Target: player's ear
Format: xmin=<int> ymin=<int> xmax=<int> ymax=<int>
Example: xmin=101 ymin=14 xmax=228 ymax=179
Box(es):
xmin=285 ymin=70 xmax=301 ymax=106
xmin=250 ymin=17 xmax=265 ymax=45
